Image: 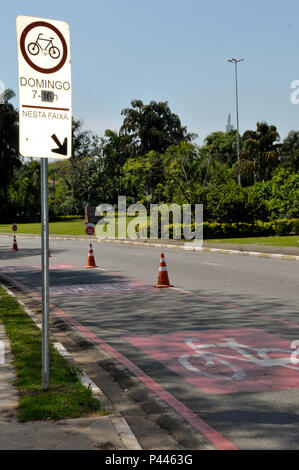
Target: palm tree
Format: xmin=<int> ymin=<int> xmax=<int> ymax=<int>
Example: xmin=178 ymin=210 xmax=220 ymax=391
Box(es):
xmin=239 ymin=122 xmax=281 ymax=183
xmin=120 ymin=99 xmax=197 ymax=157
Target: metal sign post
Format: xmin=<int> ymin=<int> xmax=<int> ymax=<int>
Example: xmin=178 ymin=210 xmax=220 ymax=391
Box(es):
xmin=41 ymin=158 xmax=49 ymax=389
xmin=17 ymin=16 xmax=72 ymax=390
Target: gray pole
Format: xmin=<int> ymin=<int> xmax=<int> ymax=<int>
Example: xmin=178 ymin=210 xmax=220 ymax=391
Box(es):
xmin=228 ymin=58 xmax=244 ymax=186
xmin=235 ymin=61 xmax=241 ymax=186
xmin=41 ymin=158 xmax=50 ymax=390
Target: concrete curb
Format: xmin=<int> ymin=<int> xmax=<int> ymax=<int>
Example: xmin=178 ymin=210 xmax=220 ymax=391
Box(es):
xmin=1 ymin=233 xmax=298 ymax=262
xmin=0 ymin=283 xmax=142 ymax=450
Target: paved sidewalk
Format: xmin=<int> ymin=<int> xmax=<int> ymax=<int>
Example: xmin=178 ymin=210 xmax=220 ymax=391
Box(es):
xmin=0 ymin=321 xmax=142 ymax=450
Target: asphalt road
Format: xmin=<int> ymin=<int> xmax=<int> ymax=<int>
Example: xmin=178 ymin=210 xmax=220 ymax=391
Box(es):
xmin=1 ymin=235 xmax=299 ymax=450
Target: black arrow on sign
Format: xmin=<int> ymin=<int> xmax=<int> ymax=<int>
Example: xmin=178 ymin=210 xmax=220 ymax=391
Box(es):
xmin=51 ymin=134 xmax=68 ymax=156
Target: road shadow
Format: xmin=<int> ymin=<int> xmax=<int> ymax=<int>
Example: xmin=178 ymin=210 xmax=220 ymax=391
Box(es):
xmin=0 ymin=247 xmax=65 ymax=261
xmin=0 ymin=266 xmax=129 ymax=290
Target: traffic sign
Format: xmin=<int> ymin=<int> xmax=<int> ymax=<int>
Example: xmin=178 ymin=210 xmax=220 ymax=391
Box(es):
xmin=12 ymin=223 xmax=18 ymax=232
xmin=16 ymin=16 xmax=72 ymax=159
xmin=85 ymin=223 xmax=95 ymax=236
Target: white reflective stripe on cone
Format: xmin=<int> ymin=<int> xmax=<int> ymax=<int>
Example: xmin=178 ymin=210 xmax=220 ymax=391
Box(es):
xmin=159 ymin=267 xmax=168 ymax=271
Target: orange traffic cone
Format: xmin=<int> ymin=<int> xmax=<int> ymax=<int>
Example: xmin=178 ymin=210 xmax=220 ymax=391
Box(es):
xmin=86 ymin=242 xmax=97 ymax=268
xmin=12 ymin=235 xmax=18 ymax=251
xmin=155 ymin=253 xmax=173 ymax=288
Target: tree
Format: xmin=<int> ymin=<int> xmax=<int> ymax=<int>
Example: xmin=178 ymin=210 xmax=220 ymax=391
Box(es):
xmin=265 ymin=168 xmax=299 ymax=220
xmin=240 ymin=122 xmax=281 ymax=184
xmin=203 ymin=181 xmax=249 ymax=222
xmin=8 ymin=160 xmax=41 ymax=221
xmin=122 ymin=155 xmax=148 ymax=204
xmin=69 ymin=118 xmax=100 ymax=209
xmin=281 ymin=131 xmax=299 ymax=172
xmin=162 ymin=142 xmax=203 ymax=205
xmin=95 ymin=129 xmax=134 ymax=203
xmin=200 ymin=130 xmax=239 ymax=167
xmin=283 ymin=130 xmax=299 ymax=154
xmin=122 ymin=142 xmax=205 ymax=205
xmin=0 ymin=89 xmax=21 ymax=219
xmin=48 ymin=119 xmax=101 ymax=215
xmin=120 ymin=99 xmax=197 ymax=157
xmin=122 ymin=152 xmax=164 ymax=204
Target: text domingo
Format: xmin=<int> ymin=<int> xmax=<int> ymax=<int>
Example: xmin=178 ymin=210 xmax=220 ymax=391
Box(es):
xmin=20 ymin=77 xmax=71 ymax=91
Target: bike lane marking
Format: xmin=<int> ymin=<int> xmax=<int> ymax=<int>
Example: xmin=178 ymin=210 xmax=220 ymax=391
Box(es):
xmin=125 ymin=328 xmax=299 ymax=395
xmin=50 ymin=305 xmax=238 ymax=450
xmin=0 ymin=271 xmax=237 ymax=451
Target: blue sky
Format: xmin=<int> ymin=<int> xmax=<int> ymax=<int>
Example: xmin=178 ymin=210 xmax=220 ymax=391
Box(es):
xmin=2 ymin=0 xmax=299 ymax=144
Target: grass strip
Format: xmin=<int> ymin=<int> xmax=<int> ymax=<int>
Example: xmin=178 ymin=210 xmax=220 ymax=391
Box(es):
xmin=0 ymin=217 xmax=137 ymax=237
xmin=206 ymin=235 xmax=299 ymax=248
xmin=0 ymin=285 xmax=106 ymax=422
xmin=0 ymin=220 xmax=87 ymax=236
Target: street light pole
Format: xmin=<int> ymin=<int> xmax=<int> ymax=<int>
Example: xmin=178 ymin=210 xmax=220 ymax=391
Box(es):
xmin=228 ymin=58 xmax=244 ymax=186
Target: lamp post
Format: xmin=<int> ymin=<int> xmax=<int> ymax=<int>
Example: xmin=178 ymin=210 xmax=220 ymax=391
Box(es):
xmin=228 ymin=58 xmax=244 ymax=186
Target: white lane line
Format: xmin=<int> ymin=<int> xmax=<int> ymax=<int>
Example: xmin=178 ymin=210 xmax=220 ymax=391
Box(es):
xmin=171 ymin=287 xmax=192 ymax=294
xmin=201 ymin=262 xmax=224 ymax=267
xmin=130 ymin=253 xmax=145 ymax=256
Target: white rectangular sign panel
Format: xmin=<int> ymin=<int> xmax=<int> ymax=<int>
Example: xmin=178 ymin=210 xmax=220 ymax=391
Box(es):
xmin=16 ymin=15 xmax=72 ymax=159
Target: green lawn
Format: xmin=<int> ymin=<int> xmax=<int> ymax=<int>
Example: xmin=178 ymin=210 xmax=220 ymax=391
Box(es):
xmin=0 ymin=285 xmax=107 ymax=422
xmin=0 ymin=219 xmax=87 ymax=236
xmin=206 ymin=235 xmax=299 ymax=248
xmin=0 ymin=216 xmax=138 ymax=237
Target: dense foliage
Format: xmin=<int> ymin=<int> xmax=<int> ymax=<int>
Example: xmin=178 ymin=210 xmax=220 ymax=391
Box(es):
xmin=0 ymin=92 xmax=298 ymax=227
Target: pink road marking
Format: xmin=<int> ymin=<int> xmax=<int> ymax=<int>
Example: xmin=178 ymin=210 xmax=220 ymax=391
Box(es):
xmin=0 ymin=272 xmax=237 ymax=451
xmin=51 ymin=304 xmax=237 ymax=450
xmin=125 ymin=329 xmax=299 ymax=394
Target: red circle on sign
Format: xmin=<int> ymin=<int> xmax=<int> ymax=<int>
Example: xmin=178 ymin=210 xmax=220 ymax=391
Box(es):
xmin=12 ymin=224 xmax=17 ymax=232
xmin=86 ymin=226 xmax=95 ymax=236
xmin=20 ymin=21 xmax=68 ymax=74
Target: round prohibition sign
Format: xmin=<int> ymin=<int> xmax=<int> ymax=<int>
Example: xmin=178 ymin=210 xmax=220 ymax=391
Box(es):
xmin=85 ymin=224 xmax=95 ymax=236
xmin=20 ymin=21 xmax=68 ymax=74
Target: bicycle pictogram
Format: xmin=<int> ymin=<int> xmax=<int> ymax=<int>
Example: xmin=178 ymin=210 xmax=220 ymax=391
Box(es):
xmin=27 ymin=33 xmax=60 ymax=59
xmin=179 ymin=337 xmax=299 ymax=381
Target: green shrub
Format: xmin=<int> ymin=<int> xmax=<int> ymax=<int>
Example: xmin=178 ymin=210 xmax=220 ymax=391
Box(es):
xmin=202 ymin=219 xmax=298 ymax=239
xmin=143 ymin=217 xmax=298 ymax=240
